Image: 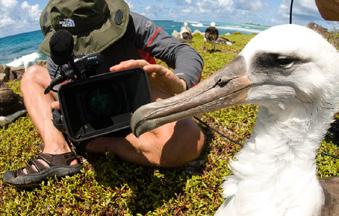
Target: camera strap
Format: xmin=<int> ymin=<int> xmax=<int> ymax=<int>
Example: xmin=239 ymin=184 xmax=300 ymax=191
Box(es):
xmin=52 ymin=108 xmax=66 ymax=133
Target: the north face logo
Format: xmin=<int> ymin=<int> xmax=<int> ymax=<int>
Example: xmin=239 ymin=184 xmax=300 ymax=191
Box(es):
xmin=59 ymin=18 xmax=75 ymax=27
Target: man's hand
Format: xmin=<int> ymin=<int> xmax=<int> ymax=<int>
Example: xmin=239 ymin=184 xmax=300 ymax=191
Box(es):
xmin=51 ymin=101 xmax=60 ymax=110
xmin=110 ymin=60 xmax=187 ymax=95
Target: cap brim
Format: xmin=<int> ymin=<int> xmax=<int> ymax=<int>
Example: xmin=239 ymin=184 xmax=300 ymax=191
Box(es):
xmin=39 ymin=0 xmax=130 ymax=56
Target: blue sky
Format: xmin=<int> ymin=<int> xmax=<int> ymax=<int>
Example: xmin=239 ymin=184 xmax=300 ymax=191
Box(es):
xmin=0 ymin=0 xmax=337 ymax=38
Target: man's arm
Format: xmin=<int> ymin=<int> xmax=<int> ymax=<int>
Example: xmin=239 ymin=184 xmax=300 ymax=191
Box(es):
xmin=131 ymin=12 xmax=203 ymax=89
xmin=315 ymin=0 xmax=339 ymax=21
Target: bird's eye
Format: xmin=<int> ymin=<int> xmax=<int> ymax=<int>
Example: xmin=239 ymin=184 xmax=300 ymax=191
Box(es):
xmin=276 ymin=56 xmax=295 ymax=68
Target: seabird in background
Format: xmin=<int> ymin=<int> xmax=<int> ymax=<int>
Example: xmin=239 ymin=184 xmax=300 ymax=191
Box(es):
xmin=172 ymin=21 xmax=193 ymax=43
xmin=204 ymin=22 xmax=219 ymax=51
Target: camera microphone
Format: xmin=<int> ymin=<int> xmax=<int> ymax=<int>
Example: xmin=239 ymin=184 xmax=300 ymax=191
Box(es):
xmin=45 ymin=29 xmax=104 ymax=95
xmin=49 ymin=29 xmax=74 ymax=65
xmin=45 ymin=30 xmax=75 ymax=94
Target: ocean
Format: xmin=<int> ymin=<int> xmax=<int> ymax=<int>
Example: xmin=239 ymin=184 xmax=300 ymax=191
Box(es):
xmin=0 ymin=20 xmax=268 ymax=67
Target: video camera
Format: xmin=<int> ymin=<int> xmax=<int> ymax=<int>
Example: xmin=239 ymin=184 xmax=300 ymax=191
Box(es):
xmin=45 ymin=30 xmax=151 ymax=142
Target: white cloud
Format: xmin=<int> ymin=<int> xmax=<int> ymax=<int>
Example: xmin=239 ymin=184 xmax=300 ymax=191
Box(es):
xmin=174 ymin=0 xmax=267 ymax=24
xmin=191 ymin=0 xmax=234 ymax=14
xmin=235 ymin=0 xmax=264 ymax=11
xmin=125 ymin=0 xmax=134 ymax=9
xmin=277 ymin=0 xmax=323 ymax=25
xmin=127 ymin=0 xmax=266 ymax=23
xmin=217 ymin=0 xmax=233 ymax=9
xmin=279 ymin=0 xmax=318 ymax=18
xmin=21 ymin=1 xmax=40 ymax=22
xmin=181 ymin=8 xmax=192 ymax=14
xmin=0 ymin=0 xmax=17 ymax=8
xmin=295 ymin=0 xmax=318 ymax=13
xmin=0 ymin=0 xmax=41 ymax=38
xmin=202 ymin=0 xmax=233 ymax=11
xmin=0 ymin=16 xmax=14 ymax=28
xmin=181 ymin=0 xmax=264 ymax=13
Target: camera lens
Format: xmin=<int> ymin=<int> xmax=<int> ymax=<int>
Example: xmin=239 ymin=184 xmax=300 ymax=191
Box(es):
xmin=86 ymin=85 xmax=122 ymax=117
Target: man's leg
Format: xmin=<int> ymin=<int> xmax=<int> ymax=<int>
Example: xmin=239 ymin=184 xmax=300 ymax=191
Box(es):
xmin=85 ymin=89 xmax=205 ymax=167
xmin=21 ymin=65 xmax=205 ymax=166
xmin=20 ymin=65 xmax=73 ymax=155
xmin=86 ymin=118 xmax=205 ymax=167
xmin=3 ymin=65 xmax=80 ymax=187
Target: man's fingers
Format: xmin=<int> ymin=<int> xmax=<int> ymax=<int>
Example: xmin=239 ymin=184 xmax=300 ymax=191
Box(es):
xmin=110 ymin=59 xmax=149 ymax=72
xmin=109 ymin=60 xmax=186 ymax=95
xmin=143 ymin=64 xmax=165 ymax=73
xmin=143 ymin=64 xmax=173 ymax=78
xmin=110 ymin=60 xmax=171 ymax=79
xmin=51 ymin=101 xmax=60 ymax=110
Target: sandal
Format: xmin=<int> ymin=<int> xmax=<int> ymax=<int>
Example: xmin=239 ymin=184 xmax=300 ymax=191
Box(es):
xmin=3 ymin=152 xmax=82 ymax=188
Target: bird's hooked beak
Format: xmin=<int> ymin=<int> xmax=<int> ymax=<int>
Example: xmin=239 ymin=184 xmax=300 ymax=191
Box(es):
xmin=131 ymin=56 xmax=252 ymax=137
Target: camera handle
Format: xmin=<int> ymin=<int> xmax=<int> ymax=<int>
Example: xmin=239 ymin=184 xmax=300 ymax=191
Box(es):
xmin=44 ymin=74 xmax=68 ymax=94
xmin=51 ymin=108 xmax=66 ymax=133
xmin=44 ymin=61 xmax=79 ymax=94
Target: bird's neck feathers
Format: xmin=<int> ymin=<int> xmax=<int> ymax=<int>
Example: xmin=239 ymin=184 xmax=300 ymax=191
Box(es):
xmin=216 ymin=24 xmax=339 ymax=216
xmin=335 ymin=52 xmax=339 ymax=111
xmin=221 ymin=104 xmax=331 ymax=216
xmin=230 ymin=100 xmax=335 ymax=178
xmin=230 ymin=65 xmax=339 ymax=177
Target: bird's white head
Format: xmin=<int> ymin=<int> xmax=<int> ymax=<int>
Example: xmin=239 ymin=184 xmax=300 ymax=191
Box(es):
xmin=131 ymin=24 xmax=339 ymax=137
xmin=241 ymin=24 xmax=339 ymax=115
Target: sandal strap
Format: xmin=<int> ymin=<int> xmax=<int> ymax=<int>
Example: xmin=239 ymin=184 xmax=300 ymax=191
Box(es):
xmin=16 ymin=169 xmax=24 ymax=176
xmin=28 ymin=157 xmax=48 ymax=172
xmin=14 ymin=152 xmax=78 ymax=177
xmin=38 ymin=152 xmax=78 ymax=166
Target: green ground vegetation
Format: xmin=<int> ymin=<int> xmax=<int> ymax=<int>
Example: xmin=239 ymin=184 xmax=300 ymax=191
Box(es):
xmin=0 ymin=33 xmax=338 ymax=215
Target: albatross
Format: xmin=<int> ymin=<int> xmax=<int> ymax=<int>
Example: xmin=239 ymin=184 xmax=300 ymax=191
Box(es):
xmin=172 ymin=21 xmax=193 ymax=43
xmin=131 ymin=24 xmax=339 ymax=216
xmin=204 ymin=22 xmax=219 ymax=51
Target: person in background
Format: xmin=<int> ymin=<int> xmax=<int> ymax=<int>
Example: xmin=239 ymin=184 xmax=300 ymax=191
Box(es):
xmin=3 ymin=0 xmax=205 ymax=187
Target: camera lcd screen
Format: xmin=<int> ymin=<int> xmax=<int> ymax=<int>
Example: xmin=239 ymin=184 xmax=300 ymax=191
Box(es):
xmin=58 ymin=68 xmax=151 ymax=142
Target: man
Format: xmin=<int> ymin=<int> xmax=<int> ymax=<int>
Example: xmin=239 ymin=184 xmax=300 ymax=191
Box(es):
xmin=3 ymin=0 xmax=205 ymax=187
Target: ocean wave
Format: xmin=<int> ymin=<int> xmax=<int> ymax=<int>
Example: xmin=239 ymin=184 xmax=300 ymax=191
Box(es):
xmin=189 ymin=22 xmax=264 ymax=34
xmin=187 ymin=20 xmax=202 ymax=24
xmin=216 ymin=26 xmax=262 ymax=33
xmin=191 ymin=23 xmax=204 ymax=27
xmin=6 ymin=52 xmax=44 ymax=68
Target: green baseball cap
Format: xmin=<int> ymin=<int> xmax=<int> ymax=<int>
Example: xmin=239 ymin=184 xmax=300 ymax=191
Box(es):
xmin=39 ymin=0 xmax=130 ymax=56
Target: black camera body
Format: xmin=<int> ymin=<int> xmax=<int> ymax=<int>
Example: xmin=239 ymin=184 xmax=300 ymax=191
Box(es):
xmin=58 ymin=68 xmax=150 ymax=142
xmin=46 ymin=30 xmax=151 ymax=142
